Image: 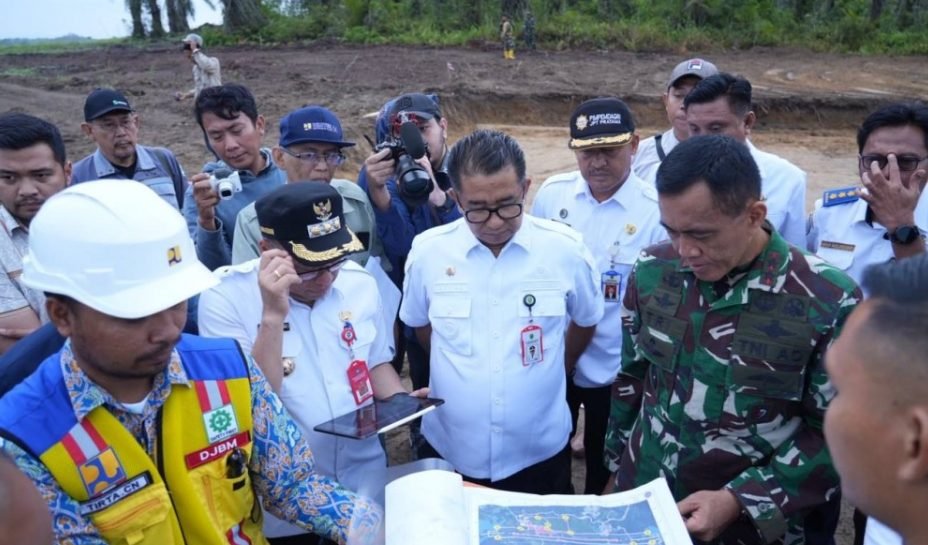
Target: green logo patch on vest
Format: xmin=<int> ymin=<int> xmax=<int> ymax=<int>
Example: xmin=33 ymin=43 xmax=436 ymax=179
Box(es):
xmin=203 ymin=404 xmax=239 ymax=444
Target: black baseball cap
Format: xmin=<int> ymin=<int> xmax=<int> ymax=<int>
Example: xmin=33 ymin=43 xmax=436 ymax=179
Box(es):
xmin=388 ymin=93 xmax=441 ymax=124
xmin=84 ymin=88 xmax=134 ymax=122
xmin=256 ymin=183 xmax=364 ymax=267
xmin=568 ymin=97 xmax=635 ymax=150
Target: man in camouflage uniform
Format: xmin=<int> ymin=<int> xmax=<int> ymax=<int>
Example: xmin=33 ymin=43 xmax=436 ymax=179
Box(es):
xmin=523 ymin=10 xmax=536 ymax=51
xmin=604 ymin=135 xmax=861 ymax=545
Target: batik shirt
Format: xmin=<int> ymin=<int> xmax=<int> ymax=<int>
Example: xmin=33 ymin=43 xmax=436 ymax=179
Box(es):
xmin=0 ymin=341 xmax=382 ymax=544
xmin=604 ymin=227 xmax=860 ymax=545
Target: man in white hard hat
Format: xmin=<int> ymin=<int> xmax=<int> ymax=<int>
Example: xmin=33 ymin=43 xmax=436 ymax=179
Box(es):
xmin=174 ymin=33 xmax=221 ymax=102
xmin=0 ymin=181 xmax=381 ymax=545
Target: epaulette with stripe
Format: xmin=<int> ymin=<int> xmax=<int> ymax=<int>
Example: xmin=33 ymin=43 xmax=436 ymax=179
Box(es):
xmin=822 ymin=186 xmax=861 ymax=207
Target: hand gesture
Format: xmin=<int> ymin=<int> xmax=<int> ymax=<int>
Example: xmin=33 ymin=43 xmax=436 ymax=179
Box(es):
xmin=258 ymin=249 xmax=299 ymax=322
xmin=677 ymin=489 xmax=742 ymax=542
xmin=860 ymin=153 xmax=926 ymax=232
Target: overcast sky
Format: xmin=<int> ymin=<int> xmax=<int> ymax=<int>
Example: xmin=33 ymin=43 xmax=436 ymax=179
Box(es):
xmin=1 ymin=0 xmax=223 ymax=40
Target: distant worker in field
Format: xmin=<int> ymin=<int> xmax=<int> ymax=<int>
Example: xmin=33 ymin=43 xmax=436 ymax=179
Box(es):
xmin=523 ymin=10 xmax=536 ymax=51
xmin=174 ymin=33 xmax=221 ymax=102
xmin=500 ymin=15 xmax=515 ymax=60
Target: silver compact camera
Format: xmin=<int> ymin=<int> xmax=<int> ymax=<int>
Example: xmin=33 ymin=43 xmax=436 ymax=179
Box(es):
xmin=208 ymin=169 xmax=243 ymax=200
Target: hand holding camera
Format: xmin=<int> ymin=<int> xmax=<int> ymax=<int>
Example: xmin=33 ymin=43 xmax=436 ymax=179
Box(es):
xmin=371 ymin=121 xmax=435 ymax=207
xmin=208 ymin=169 xmax=243 ymax=200
xmin=191 ymin=169 xmax=243 ymax=231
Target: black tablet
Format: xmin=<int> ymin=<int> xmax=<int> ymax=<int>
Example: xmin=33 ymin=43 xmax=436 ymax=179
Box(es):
xmin=313 ymin=394 xmax=445 ymax=440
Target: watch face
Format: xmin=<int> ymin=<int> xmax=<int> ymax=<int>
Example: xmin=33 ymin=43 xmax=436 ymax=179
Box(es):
xmin=894 ymin=226 xmax=921 ymax=244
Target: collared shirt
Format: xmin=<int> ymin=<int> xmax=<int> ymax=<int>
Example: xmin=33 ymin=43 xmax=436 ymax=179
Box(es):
xmin=531 ymin=170 xmax=666 ymax=387
xmin=231 ymin=179 xmax=384 ymax=268
xmin=807 ymin=190 xmax=928 ymax=291
xmin=71 ymin=146 xmax=186 ymax=209
xmin=864 ymin=519 xmax=902 ymax=545
xmin=0 ymin=205 xmax=45 ymax=320
xmin=182 ymin=149 xmax=287 ymax=270
xmin=605 ymin=228 xmax=861 ymax=545
xmin=0 ymin=340 xmax=382 ymax=544
xmin=199 ymin=259 xmax=392 ymax=537
xmin=633 ymin=128 xmax=679 ymax=184
xmin=748 ymin=141 xmax=807 ymax=248
xmin=400 ymin=215 xmax=604 ymax=480
xmin=191 ymin=49 xmax=221 ymax=96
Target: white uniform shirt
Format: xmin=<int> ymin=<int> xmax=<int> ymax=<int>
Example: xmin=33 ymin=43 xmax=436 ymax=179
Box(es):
xmin=633 ymin=129 xmax=679 ymax=184
xmin=400 ymin=215 xmax=604 ymax=481
xmin=807 ymin=189 xmax=928 ymax=291
xmin=864 ymin=518 xmax=903 ymax=545
xmin=748 ymin=141 xmax=807 ymax=247
xmin=531 ymin=170 xmax=666 ymax=387
xmin=198 ymin=259 xmax=392 ymax=536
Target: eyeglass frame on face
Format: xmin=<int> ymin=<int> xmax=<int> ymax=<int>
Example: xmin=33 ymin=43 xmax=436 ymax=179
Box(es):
xmin=295 ymin=259 xmax=347 ymax=281
xmin=462 ymin=202 xmax=524 ymax=224
xmin=859 ymin=153 xmax=928 ymax=172
xmin=92 ymin=115 xmax=137 ymax=133
xmin=280 ymin=147 xmax=346 ymax=167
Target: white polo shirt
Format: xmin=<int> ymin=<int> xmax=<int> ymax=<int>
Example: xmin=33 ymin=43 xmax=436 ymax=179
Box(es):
xmin=400 ymin=215 xmax=604 ymax=481
xmin=531 ymin=170 xmax=666 ymax=387
xmin=198 ymin=259 xmax=392 ymax=536
xmin=807 ymin=188 xmax=928 ymax=290
xmin=633 ymin=129 xmax=678 ymax=184
xmin=748 ymin=141 xmax=807 ymax=248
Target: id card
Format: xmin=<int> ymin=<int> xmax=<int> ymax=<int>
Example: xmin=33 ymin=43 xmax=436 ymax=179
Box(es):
xmin=602 ymin=270 xmax=622 ymax=303
xmin=347 ymin=360 xmax=374 ymax=405
xmin=520 ymin=324 xmax=544 ymax=366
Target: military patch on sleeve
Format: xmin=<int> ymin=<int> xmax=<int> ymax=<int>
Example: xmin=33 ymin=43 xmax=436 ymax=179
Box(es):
xmin=822 ymin=186 xmax=861 ymax=207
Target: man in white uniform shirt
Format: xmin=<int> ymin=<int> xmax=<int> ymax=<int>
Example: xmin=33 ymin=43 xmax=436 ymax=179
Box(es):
xmin=199 ymin=182 xmax=408 ymax=545
xmin=532 ymin=97 xmax=665 ymax=494
xmin=684 ymin=73 xmax=807 ymax=247
xmin=401 ymin=129 xmax=604 ymax=494
xmin=808 ymin=102 xmax=927 ymax=291
xmin=632 ymin=58 xmax=718 ymax=183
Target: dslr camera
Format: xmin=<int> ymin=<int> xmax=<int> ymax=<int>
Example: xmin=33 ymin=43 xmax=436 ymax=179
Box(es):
xmin=208 ymin=169 xmax=243 ymax=200
xmin=374 ymin=121 xmax=436 ymax=207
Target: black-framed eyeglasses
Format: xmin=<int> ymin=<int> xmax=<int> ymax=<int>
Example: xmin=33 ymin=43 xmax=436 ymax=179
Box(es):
xmin=859 ymin=154 xmax=928 ymax=172
xmin=296 ymin=259 xmax=347 ymax=281
xmin=463 ymin=203 xmax=524 ymax=224
xmin=280 ymin=147 xmax=346 ymax=167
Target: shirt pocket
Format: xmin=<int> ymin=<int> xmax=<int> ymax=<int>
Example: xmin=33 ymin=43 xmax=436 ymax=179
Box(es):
xmin=198 ymin=453 xmax=258 ymax=533
xmin=815 ymin=245 xmax=855 ymax=271
xmin=279 ymin=329 xmax=307 ymax=399
xmin=517 ymin=281 xmax=567 ymax=319
xmin=429 ymin=283 xmax=472 ymax=356
xmin=347 ymin=319 xmax=378 ymax=363
xmin=91 ymin=480 xmax=175 ymax=545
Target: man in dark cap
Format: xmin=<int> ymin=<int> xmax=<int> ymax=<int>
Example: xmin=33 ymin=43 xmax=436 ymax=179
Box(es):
xmin=200 ymin=182 xmax=411 ymax=544
xmin=72 ymin=88 xmax=187 ymax=210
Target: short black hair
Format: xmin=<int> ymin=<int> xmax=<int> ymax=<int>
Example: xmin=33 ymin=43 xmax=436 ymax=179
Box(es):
xmin=195 ymin=84 xmax=259 ymax=129
xmin=862 ymin=253 xmax=928 ymax=304
xmin=857 ymin=102 xmax=928 ymax=154
xmin=656 ymin=134 xmax=761 ymax=217
xmin=0 ymin=113 xmax=66 ymax=165
xmin=447 ymin=129 xmax=527 ymax=192
xmin=683 ymin=73 xmax=753 ymax=117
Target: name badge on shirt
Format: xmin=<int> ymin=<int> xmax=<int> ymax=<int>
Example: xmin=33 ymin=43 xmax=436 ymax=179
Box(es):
xmin=520 ymin=324 xmax=544 ymax=366
xmin=602 ymin=270 xmax=622 ymax=303
xmin=348 ymin=359 xmax=374 ymax=405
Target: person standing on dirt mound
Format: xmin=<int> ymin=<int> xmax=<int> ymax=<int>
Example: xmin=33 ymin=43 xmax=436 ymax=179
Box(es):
xmin=807 ymin=102 xmax=927 ymax=290
xmin=173 ymin=33 xmax=221 ymax=102
xmin=72 ymin=88 xmax=187 ymax=211
xmin=523 ymin=10 xmax=536 ymax=51
xmin=604 ymin=134 xmax=860 ymax=545
xmin=183 ymin=84 xmax=286 ymax=272
xmin=500 ymin=15 xmax=515 ymax=59
xmin=531 ymin=97 xmax=666 ymax=495
xmin=633 ymin=57 xmax=719 ymax=184
xmin=400 ymin=129 xmax=604 ymax=494
xmin=684 ymin=73 xmax=807 ymax=248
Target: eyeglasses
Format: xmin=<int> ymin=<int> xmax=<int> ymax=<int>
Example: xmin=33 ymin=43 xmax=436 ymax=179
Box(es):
xmin=463 ymin=203 xmax=523 ymax=224
xmin=93 ymin=117 xmax=136 ymax=133
xmin=859 ymin=154 xmax=928 ymax=172
xmin=296 ymin=259 xmax=347 ymax=281
xmin=280 ymin=147 xmax=346 ymax=167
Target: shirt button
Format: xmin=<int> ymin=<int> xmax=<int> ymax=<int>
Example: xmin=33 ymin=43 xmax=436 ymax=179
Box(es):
xmin=492 ymin=426 xmax=501 ymax=434
xmin=494 ymin=398 xmax=502 ymax=405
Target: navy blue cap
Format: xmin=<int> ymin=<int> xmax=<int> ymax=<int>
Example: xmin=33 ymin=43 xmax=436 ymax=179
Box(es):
xmin=84 ymin=88 xmax=133 ymax=122
xmin=279 ymin=106 xmax=355 ymax=149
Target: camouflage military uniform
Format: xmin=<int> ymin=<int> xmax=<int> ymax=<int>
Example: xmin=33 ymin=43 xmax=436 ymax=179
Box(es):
xmin=604 ymin=226 xmax=860 ymax=545
xmin=523 ymin=13 xmax=536 ymax=50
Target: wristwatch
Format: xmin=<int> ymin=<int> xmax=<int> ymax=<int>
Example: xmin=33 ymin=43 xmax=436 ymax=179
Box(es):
xmin=886 ymin=225 xmax=923 ymax=245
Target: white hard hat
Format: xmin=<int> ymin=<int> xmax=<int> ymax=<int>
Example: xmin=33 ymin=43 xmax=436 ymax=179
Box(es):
xmin=22 ymin=180 xmax=218 ymax=319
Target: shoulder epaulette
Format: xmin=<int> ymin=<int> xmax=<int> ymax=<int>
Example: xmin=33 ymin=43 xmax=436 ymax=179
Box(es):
xmin=822 ymin=186 xmax=861 ymax=207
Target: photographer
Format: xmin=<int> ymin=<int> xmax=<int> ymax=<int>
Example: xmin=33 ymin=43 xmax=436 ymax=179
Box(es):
xmin=182 ymin=84 xmax=285 ymax=271
xmin=360 ymin=93 xmax=461 ymax=437
xmin=173 ymin=33 xmax=221 ymax=102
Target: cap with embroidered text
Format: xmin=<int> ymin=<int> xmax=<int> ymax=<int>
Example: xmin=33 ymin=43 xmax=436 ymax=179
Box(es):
xmin=388 ymin=93 xmax=441 ymax=125
xmin=256 ymin=183 xmax=364 ymax=267
xmin=84 ymin=89 xmax=134 ymax=122
xmin=279 ymin=106 xmax=355 ymax=149
xmin=568 ymin=97 xmax=635 ymax=150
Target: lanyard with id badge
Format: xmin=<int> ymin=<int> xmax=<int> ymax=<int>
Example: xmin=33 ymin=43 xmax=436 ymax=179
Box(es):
xmin=602 ymin=241 xmax=623 ymax=304
xmin=340 ymin=311 xmax=374 ymax=405
xmin=520 ymin=294 xmax=544 ymax=366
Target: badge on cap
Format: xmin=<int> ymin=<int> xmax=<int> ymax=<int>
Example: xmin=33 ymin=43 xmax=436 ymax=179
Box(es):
xmin=313 ymin=199 xmax=333 ymax=220
xmin=575 ymin=114 xmax=588 ymax=131
xmin=167 ymin=245 xmax=182 ymax=266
